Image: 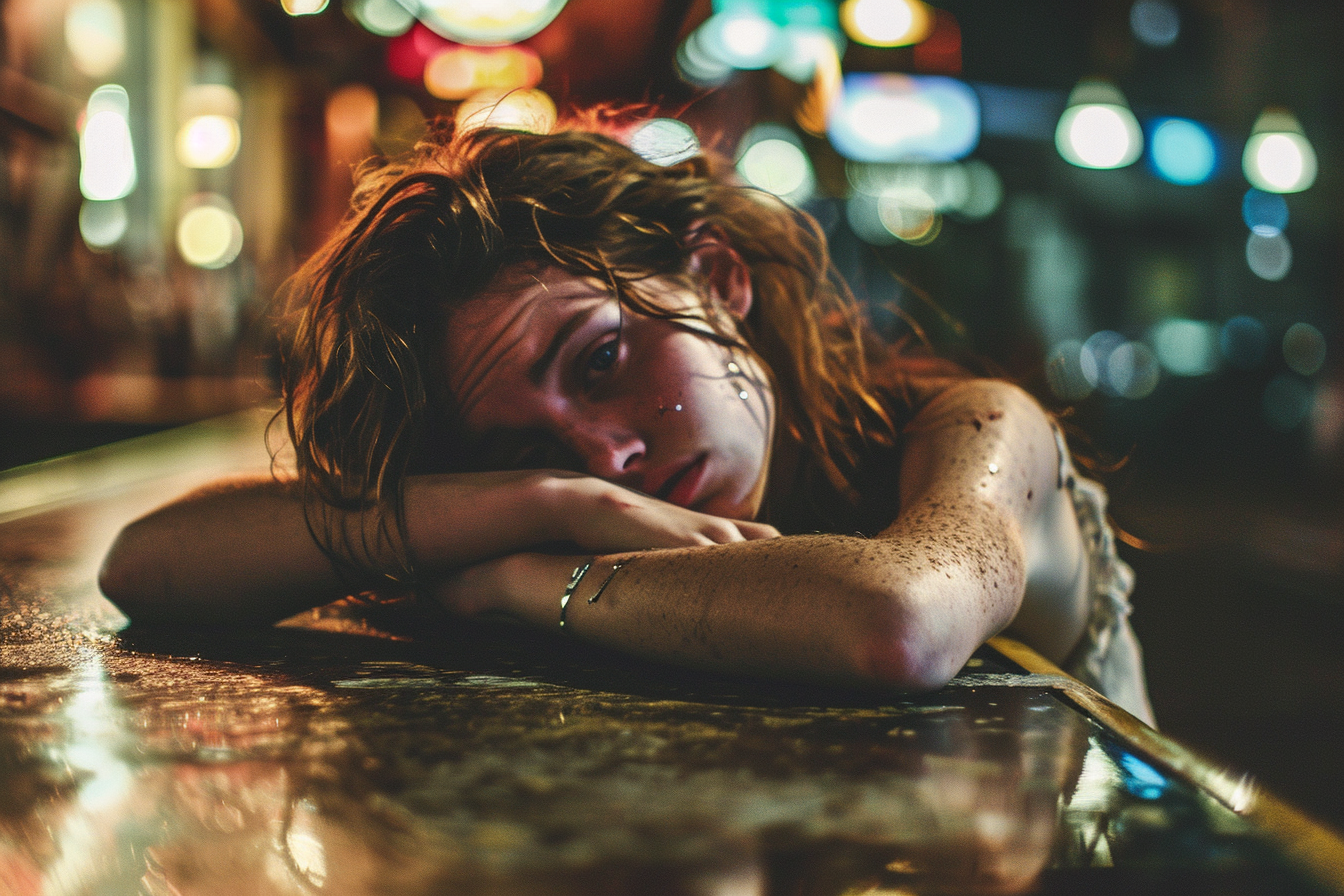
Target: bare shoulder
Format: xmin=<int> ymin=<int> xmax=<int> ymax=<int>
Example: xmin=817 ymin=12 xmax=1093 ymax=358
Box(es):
xmin=897 ymin=378 xmax=1089 ymax=659
xmin=898 ymin=377 xmax=1060 ymax=515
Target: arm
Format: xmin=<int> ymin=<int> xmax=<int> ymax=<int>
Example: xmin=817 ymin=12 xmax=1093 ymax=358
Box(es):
xmin=437 ymin=379 xmax=1087 ymax=690
xmin=99 ymin=470 xmax=778 ymax=625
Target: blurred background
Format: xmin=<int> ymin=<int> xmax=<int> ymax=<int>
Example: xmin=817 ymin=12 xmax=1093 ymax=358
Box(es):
xmin=2 ymin=0 xmax=1341 ymax=828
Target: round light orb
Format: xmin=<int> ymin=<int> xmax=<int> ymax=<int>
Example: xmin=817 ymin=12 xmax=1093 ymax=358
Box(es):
xmin=1130 ymin=0 xmax=1180 ymax=48
xmin=1241 ymin=189 xmax=1289 ymax=236
xmin=79 ymin=198 xmax=128 ymax=249
xmin=1057 ymin=103 xmax=1142 ymax=169
xmin=455 ymin=88 xmax=556 ymax=134
xmin=1245 ymin=232 xmax=1292 ymax=281
xmin=349 ymin=0 xmax=415 ymax=36
xmin=176 ymin=114 xmax=240 ymax=168
xmin=840 ymin=0 xmax=932 ymax=48
xmin=1045 ymin=340 xmax=1094 ymax=401
xmin=1149 ymin=117 xmax=1216 ymax=185
xmin=1244 ymin=130 xmax=1317 ymax=193
xmin=737 ymin=130 xmax=814 ymax=204
xmin=1149 ymin=318 xmax=1219 ymax=376
xmin=418 ymin=0 xmax=569 ymax=45
xmin=629 ymin=118 xmax=701 ymax=166
xmin=66 ymin=0 xmax=126 ymax=78
xmin=177 ymin=195 xmax=243 ymax=269
xmin=1282 ymin=322 xmax=1326 ymax=377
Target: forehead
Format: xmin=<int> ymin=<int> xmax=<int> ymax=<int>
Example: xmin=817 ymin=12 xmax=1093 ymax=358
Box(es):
xmin=443 ymin=263 xmax=608 ymax=422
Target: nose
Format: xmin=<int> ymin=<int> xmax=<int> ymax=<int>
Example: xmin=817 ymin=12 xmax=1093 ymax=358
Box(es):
xmin=557 ymin=415 xmax=646 ymax=482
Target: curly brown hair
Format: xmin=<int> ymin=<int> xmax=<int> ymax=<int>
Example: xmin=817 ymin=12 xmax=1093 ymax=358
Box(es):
xmin=277 ymin=115 xmax=944 ymax=582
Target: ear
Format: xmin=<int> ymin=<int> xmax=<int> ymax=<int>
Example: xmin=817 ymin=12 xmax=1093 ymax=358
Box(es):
xmin=685 ymin=222 xmax=753 ymax=321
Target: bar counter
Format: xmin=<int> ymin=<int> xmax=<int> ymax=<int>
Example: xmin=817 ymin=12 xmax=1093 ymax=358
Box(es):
xmin=2 ymin=409 xmax=1342 ymax=895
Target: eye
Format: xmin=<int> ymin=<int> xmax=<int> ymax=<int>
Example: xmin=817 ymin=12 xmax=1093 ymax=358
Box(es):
xmin=584 ymin=334 xmax=621 ymax=377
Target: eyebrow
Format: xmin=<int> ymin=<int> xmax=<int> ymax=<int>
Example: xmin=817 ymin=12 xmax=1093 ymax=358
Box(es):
xmin=526 ymin=301 xmax=606 ymax=385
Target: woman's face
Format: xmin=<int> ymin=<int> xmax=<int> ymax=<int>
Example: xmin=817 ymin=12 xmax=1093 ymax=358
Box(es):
xmin=442 ymin=262 xmax=775 ymax=521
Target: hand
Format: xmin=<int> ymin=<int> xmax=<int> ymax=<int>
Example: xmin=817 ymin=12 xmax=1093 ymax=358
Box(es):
xmin=432 ymin=552 xmax=573 ymax=619
xmin=553 ymin=475 xmax=779 ymax=552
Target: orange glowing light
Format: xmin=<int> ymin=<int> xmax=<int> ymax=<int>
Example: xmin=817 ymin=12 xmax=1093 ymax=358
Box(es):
xmin=424 ymin=45 xmax=543 ymax=100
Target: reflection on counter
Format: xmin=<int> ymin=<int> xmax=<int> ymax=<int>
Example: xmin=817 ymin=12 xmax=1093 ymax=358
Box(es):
xmin=0 ymin=413 xmax=1340 ymax=896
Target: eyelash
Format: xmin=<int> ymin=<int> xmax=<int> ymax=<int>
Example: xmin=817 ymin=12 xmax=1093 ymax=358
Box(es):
xmin=583 ymin=331 xmax=622 ymax=380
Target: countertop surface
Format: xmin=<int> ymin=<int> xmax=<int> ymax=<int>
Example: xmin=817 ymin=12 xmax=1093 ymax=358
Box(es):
xmin=2 ymin=409 xmax=1341 ymax=895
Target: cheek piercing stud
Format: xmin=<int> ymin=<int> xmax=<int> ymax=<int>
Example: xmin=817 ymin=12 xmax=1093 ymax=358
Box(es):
xmin=726 ymin=361 xmax=749 ymax=400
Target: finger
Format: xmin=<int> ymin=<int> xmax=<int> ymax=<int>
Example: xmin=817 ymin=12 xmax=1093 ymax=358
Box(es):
xmin=737 ymin=521 xmax=781 ymax=540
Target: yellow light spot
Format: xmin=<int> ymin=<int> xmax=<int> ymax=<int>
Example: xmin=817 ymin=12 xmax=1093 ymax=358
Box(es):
xmin=455 ymin=88 xmax=556 ymax=134
xmin=840 ymin=0 xmax=933 ymax=47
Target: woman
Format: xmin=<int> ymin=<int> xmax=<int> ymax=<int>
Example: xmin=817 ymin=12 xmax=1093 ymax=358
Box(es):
xmin=99 ymin=117 xmax=1154 ymax=724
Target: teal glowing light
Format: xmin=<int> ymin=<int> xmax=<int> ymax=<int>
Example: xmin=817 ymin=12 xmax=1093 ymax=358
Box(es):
xmin=1242 ymin=188 xmax=1288 ymax=236
xmin=828 ymin=73 xmax=979 ymax=162
xmin=1148 ymin=117 xmax=1216 ymax=185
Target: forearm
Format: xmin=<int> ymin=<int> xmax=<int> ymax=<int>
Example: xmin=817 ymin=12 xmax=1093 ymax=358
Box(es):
xmin=98 ymin=471 xmax=559 ymax=625
xmin=100 ymin=469 xmax=775 ymax=626
xmin=452 ymin=527 xmax=1021 ymax=691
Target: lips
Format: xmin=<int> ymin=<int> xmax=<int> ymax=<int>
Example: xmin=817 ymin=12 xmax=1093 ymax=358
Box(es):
xmin=652 ymin=454 xmax=708 ymax=507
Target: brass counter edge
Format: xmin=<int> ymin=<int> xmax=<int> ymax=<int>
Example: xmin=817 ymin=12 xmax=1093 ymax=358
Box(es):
xmin=988 ymin=635 xmax=1344 ymax=892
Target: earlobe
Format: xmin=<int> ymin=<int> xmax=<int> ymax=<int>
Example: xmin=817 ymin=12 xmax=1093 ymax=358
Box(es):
xmin=685 ymin=222 xmax=754 ymax=320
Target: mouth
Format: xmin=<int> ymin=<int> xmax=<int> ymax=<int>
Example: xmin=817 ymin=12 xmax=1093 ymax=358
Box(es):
xmin=654 ymin=454 xmax=708 ymax=508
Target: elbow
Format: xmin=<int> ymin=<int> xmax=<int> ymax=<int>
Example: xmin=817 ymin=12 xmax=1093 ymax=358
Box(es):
xmin=98 ymin=521 xmax=167 ymax=621
xmin=848 ymin=588 xmax=970 ymax=693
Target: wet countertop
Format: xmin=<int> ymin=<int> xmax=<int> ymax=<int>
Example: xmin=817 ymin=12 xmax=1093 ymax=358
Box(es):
xmin=2 ymin=410 xmax=1342 ymax=895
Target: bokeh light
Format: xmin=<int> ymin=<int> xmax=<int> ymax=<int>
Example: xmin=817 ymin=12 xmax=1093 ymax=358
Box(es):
xmin=417 ymin=0 xmax=569 ymax=45
xmin=280 ymin=0 xmax=328 ymax=15
xmin=774 ymin=24 xmax=844 ymax=83
xmin=694 ymin=9 xmax=784 ymax=71
xmin=423 ymin=45 xmax=542 ymax=100
xmin=1242 ymin=109 xmax=1317 ymax=193
xmin=1130 ymin=0 xmax=1180 ymax=48
xmin=455 ymin=88 xmax=556 ymax=134
xmin=78 ymin=198 xmax=128 ymax=249
xmin=847 ymin=159 xmax=1002 ymax=220
xmin=176 ymin=194 xmax=243 ymax=269
xmin=65 ymin=0 xmax=126 ymax=78
xmin=1241 ymin=189 xmax=1289 ymax=236
xmin=737 ymin=125 xmax=815 ymax=204
xmin=176 ymin=82 xmax=243 ymax=169
xmin=1246 ymin=232 xmax=1292 ymax=281
xmin=1283 ymin=322 xmax=1327 ymax=377
xmin=1045 ymin=340 xmax=1094 ymax=401
xmin=829 ymin=73 xmax=979 ymax=162
xmin=1055 ymin=80 xmax=1142 ymax=169
xmin=1148 ymin=117 xmax=1216 ymax=185
xmin=1078 ymin=330 xmax=1162 ymax=399
xmin=1108 ymin=341 xmax=1162 ymax=399
xmin=676 ymin=22 xmax=736 ymax=85
xmin=629 ymin=118 xmax=701 ymax=167
xmin=839 ymin=0 xmax=933 ymax=48
xmin=1079 ymin=330 xmax=1127 ymax=394
xmin=177 ymin=114 xmax=241 ymax=168
xmin=387 ymin=23 xmax=452 ymax=82
xmin=1262 ymin=374 xmax=1314 ymax=432
xmin=1219 ymin=316 xmax=1268 ymax=369
xmin=349 ymin=0 xmax=415 ymax=36
xmin=326 ymin=83 xmax=379 ymax=147
xmin=79 ymin=84 xmax=137 ymax=201
xmin=876 ymin=187 xmax=940 ymax=244
xmin=959 ymin=159 xmax=1003 ymax=219
xmin=1149 ymin=318 xmax=1219 ymax=376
